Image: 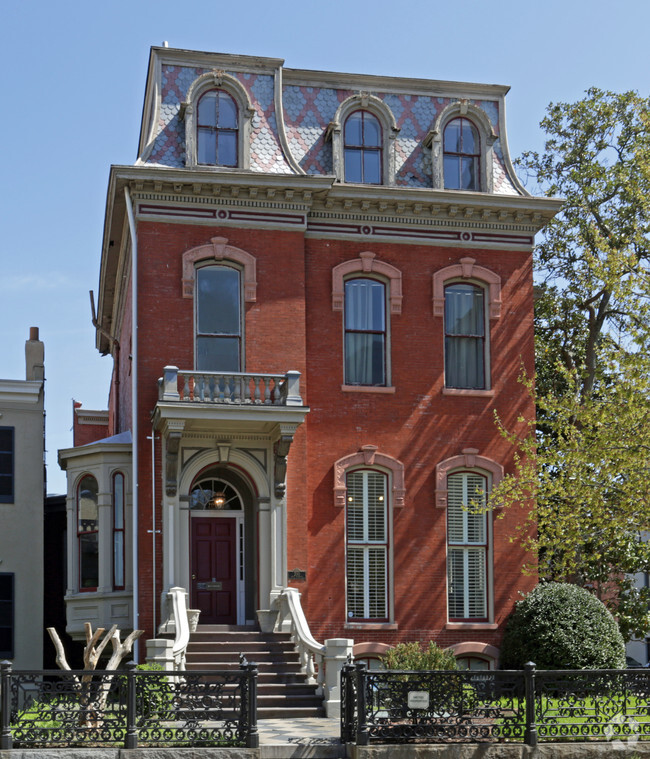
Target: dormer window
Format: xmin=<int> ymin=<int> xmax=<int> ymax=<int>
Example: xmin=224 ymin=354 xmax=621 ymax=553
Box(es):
xmin=182 ymin=71 xmax=254 ymax=170
xmin=443 ymin=117 xmax=480 ymax=191
xmin=344 ymin=111 xmax=382 ymax=184
xmin=197 ymin=90 xmax=239 ymax=167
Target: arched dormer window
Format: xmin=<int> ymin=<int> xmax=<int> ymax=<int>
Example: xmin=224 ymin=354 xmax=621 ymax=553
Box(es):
xmin=328 ymin=93 xmax=399 ymax=185
xmin=182 ymin=71 xmax=255 ymax=170
xmin=425 ymin=101 xmax=497 ymax=192
xmin=344 ymin=111 xmax=382 ymax=184
xmin=443 ymin=117 xmax=480 ymax=191
xmin=196 ymin=89 xmax=239 ymax=167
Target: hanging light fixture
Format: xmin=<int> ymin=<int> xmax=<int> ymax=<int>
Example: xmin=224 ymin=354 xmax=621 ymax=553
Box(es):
xmin=207 ymin=491 xmax=227 ymax=509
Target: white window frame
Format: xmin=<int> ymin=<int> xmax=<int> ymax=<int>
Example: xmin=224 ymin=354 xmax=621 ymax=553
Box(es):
xmin=446 ymin=470 xmax=492 ymax=622
xmin=345 ymin=469 xmax=391 ymax=622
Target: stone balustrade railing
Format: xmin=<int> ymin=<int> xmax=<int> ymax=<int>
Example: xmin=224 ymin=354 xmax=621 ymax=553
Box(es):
xmin=159 ymin=366 xmax=303 ymax=406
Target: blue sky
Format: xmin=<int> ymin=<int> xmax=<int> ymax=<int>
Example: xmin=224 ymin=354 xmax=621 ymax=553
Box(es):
xmin=1 ymin=0 xmax=649 ymax=494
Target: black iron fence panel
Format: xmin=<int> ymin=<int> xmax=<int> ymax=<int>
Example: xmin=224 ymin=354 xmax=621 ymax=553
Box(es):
xmin=341 ymin=663 xmax=650 ymax=747
xmin=0 ymin=661 xmax=258 ymax=749
xmin=345 ymin=663 xmax=526 ymax=744
xmin=536 ymin=669 xmax=650 ymax=744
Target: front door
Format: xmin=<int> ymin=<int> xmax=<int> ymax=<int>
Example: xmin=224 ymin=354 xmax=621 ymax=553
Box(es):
xmin=191 ymin=517 xmax=237 ymax=624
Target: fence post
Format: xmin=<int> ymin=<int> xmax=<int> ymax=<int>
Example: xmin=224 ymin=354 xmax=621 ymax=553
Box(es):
xmin=355 ymin=661 xmax=369 ymax=746
xmin=125 ymin=660 xmax=138 ymax=749
xmin=243 ymin=658 xmax=259 ymax=748
xmin=524 ymin=661 xmax=537 ymax=747
xmin=340 ymin=659 xmax=353 ymax=743
xmin=0 ymin=660 xmax=12 ymax=750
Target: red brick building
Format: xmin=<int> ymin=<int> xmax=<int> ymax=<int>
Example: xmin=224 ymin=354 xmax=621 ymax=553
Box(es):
xmin=59 ymin=46 xmax=561 ymax=675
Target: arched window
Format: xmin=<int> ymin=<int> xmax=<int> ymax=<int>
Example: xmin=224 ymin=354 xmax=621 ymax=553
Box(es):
xmin=196 ymin=264 xmax=242 ymax=372
xmin=444 ymin=282 xmax=486 ymax=389
xmin=77 ymin=475 xmax=99 ymax=591
xmin=346 ymin=469 xmax=388 ymax=621
xmin=344 ymin=111 xmax=382 ymax=184
xmin=196 ymin=89 xmax=239 ymax=167
xmin=447 ymin=471 xmax=489 ymax=621
xmin=112 ymin=472 xmax=125 ymax=590
xmin=189 ymin=477 xmax=243 ymax=511
xmin=345 ymin=278 xmax=387 ymax=386
xmin=443 ymin=117 xmax=480 ymax=191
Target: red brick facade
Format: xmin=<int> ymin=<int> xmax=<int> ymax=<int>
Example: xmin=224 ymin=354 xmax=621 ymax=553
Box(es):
xmin=63 ymin=47 xmax=561 ymax=666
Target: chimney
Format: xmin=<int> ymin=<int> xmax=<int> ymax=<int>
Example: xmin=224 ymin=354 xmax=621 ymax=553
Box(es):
xmin=25 ymin=327 xmax=44 ymax=382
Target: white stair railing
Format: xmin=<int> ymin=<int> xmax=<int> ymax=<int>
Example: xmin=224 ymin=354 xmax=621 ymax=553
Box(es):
xmin=169 ymin=586 xmax=191 ymax=670
xmin=277 ymin=587 xmax=353 ymax=718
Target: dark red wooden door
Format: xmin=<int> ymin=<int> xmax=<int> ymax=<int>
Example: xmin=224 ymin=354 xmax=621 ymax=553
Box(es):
xmin=191 ymin=517 xmax=237 ymax=624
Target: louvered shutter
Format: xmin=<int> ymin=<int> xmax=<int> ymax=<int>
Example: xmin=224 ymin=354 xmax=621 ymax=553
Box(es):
xmin=346 ymin=471 xmax=388 ymax=619
xmin=447 ymin=472 xmax=488 ymax=619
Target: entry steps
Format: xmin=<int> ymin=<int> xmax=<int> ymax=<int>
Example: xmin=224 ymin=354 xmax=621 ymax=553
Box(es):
xmin=185 ymin=624 xmax=326 ymax=719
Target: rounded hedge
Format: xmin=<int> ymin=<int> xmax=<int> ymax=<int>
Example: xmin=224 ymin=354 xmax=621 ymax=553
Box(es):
xmin=500 ymin=582 xmax=626 ymax=670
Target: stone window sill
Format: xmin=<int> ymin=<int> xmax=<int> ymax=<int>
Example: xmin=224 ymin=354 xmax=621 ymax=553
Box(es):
xmin=342 ymin=385 xmax=396 ymax=394
xmin=345 ymin=622 xmax=398 ymax=631
xmin=445 ymin=622 xmax=498 ymax=631
xmin=442 ymin=388 xmax=495 ymax=397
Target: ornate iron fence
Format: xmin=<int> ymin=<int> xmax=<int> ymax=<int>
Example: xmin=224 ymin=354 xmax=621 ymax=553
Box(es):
xmin=0 ymin=659 xmax=258 ymax=749
xmin=341 ymin=662 xmax=650 ymax=746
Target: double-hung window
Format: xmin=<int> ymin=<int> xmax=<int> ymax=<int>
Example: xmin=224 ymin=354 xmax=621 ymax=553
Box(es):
xmin=196 ymin=265 xmax=242 ymax=372
xmin=113 ymin=472 xmax=125 ymax=590
xmin=447 ymin=472 xmax=488 ymax=620
xmin=344 ymin=111 xmax=382 ymax=184
xmin=346 ymin=470 xmax=388 ymax=620
xmin=443 ymin=117 xmax=480 ymax=191
xmin=0 ymin=427 xmax=14 ymax=503
xmin=78 ymin=475 xmax=99 ymax=591
xmin=196 ymin=89 xmax=239 ymax=167
xmin=445 ymin=283 xmax=486 ymax=389
xmin=345 ymin=278 xmax=386 ymax=386
xmin=0 ymin=573 xmax=14 ymax=658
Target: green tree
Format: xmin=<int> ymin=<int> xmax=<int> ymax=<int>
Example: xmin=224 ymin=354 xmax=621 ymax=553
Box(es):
xmin=493 ymin=89 xmax=650 ymax=641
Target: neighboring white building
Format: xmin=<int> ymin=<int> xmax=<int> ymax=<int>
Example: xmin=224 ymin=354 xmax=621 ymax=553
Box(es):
xmin=0 ymin=328 xmax=45 ymax=668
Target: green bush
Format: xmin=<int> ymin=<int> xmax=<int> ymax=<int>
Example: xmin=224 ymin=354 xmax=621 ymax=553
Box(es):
xmin=380 ymin=640 xmax=458 ymax=670
xmin=500 ymin=582 xmax=626 ymax=670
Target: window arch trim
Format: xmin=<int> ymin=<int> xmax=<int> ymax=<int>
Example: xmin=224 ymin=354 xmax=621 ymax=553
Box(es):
xmin=426 ymin=101 xmax=497 ymax=192
xmin=334 ymin=445 xmax=405 ymax=509
xmin=182 ymin=236 xmax=257 ymax=301
xmin=328 ymin=93 xmax=399 ymax=185
xmin=181 ymin=70 xmax=255 ymax=169
xmin=333 ymin=252 xmax=402 ymax=314
xmin=446 ymin=641 xmax=500 ymax=663
xmin=435 ymin=449 xmax=503 ymax=509
xmin=433 ymin=257 xmax=501 ymax=319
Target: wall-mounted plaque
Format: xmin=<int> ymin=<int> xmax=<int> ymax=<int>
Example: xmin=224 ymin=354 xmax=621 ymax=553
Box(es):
xmin=288 ymin=568 xmax=306 ymax=581
xmin=407 ymin=691 xmax=430 ymax=710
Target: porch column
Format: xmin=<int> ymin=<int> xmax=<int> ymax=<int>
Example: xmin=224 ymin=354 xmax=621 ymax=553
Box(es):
xmin=257 ymin=496 xmax=272 ymax=608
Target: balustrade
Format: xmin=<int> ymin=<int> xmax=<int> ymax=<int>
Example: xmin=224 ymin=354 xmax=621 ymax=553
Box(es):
xmin=159 ymin=367 xmax=303 ymax=407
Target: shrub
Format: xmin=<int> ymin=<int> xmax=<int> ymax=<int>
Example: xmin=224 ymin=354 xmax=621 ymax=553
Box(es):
xmin=500 ymin=582 xmax=626 ymax=670
xmin=380 ymin=640 xmax=458 ymax=670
